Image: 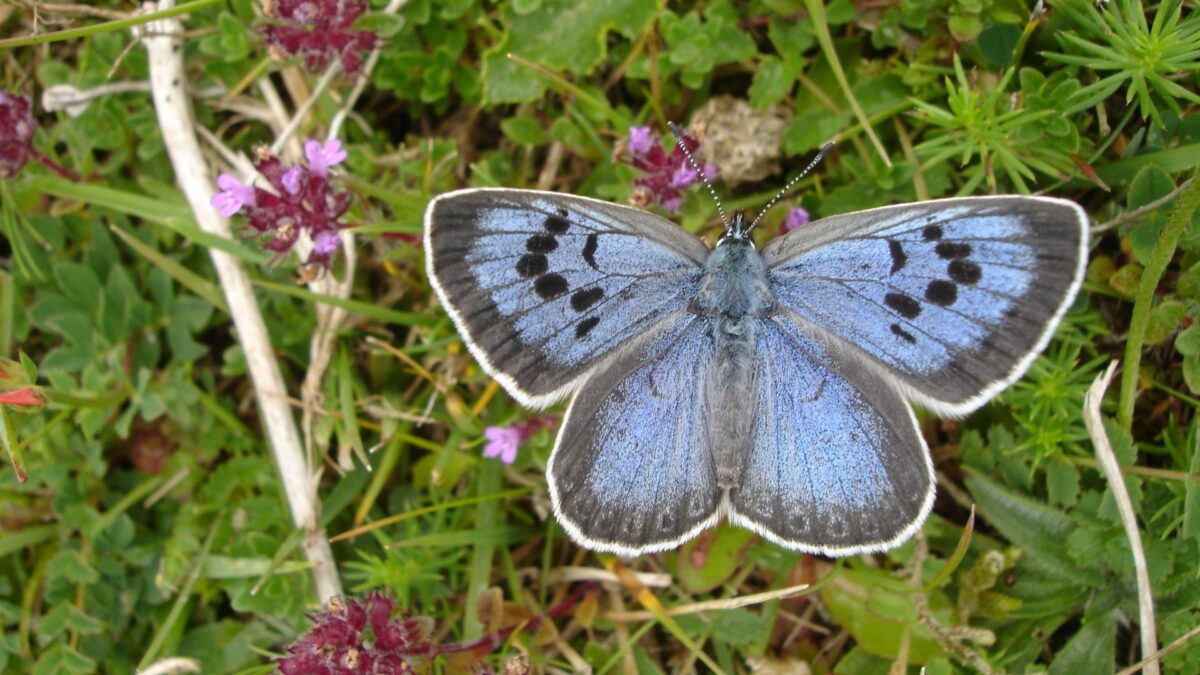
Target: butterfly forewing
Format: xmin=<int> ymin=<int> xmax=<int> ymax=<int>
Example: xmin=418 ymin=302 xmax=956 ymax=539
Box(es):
xmin=726 ymin=315 xmax=933 ymax=556
xmin=548 ymin=314 xmax=721 ymax=556
xmin=426 ymin=189 xmax=708 ymax=407
xmin=762 ymin=196 xmax=1087 ymax=416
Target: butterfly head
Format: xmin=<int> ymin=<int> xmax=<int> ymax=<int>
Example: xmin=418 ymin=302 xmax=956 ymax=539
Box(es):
xmin=717 ymin=211 xmax=753 ymax=248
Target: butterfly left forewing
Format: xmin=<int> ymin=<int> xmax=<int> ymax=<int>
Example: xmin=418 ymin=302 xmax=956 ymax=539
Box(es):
xmin=426 ymin=189 xmax=708 ymax=408
xmin=725 ymin=315 xmax=934 ymax=555
xmin=762 ymin=196 xmax=1087 ymax=416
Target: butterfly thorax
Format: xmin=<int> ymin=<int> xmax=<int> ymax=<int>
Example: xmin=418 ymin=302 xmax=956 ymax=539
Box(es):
xmin=698 ymin=237 xmax=771 ymax=489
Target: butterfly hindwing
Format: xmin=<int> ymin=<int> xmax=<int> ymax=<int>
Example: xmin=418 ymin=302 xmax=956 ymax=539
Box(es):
xmin=762 ymin=196 xmax=1087 ymax=416
xmin=727 ymin=315 xmax=934 ymax=555
xmin=548 ymin=314 xmax=721 ymax=556
xmin=426 ymin=189 xmax=708 ymax=407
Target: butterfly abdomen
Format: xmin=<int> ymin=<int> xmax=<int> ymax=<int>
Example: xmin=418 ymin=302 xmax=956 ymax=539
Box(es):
xmin=700 ymin=240 xmax=771 ymax=488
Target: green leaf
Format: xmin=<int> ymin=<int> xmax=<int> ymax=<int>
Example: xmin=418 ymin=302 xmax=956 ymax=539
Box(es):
xmin=948 ymin=14 xmax=984 ymax=41
xmin=500 ymin=115 xmax=549 ymax=146
xmin=748 ymin=56 xmax=794 ymax=108
xmin=709 ymin=608 xmax=767 ymax=646
xmin=965 ymin=470 xmax=1100 ymax=584
xmin=675 ymin=524 xmax=755 ymax=593
xmin=1144 ymin=299 xmax=1187 ymax=345
xmin=1184 ymin=354 xmax=1200 ymax=393
xmin=1183 ymin=422 xmax=1200 ymax=540
xmin=1045 ymin=458 xmax=1080 ymax=506
xmin=1048 ymin=609 xmax=1118 ymax=675
xmin=55 ymin=262 xmax=101 ymax=309
xmin=1103 ymin=418 xmax=1137 ymax=465
xmin=820 ymin=566 xmax=949 ymax=664
xmin=1128 ymin=163 xmax=1176 ymax=209
xmin=481 ymin=0 xmax=661 ymax=104
xmin=977 ymin=23 xmax=1022 ymax=66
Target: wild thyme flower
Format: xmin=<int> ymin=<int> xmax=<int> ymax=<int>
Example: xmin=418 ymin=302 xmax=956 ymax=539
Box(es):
xmin=482 ymin=415 xmax=557 ymax=465
xmin=0 ymin=92 xmax=35 ymax=178
xmin=780 ymin=206 xmax=810 ymax=234
xmin=0 ymin=91 xmax=79 ymax=181
xmin=260 ymin=0 xmax=382 ymax=74
xmin=622 ymin=126 xmax=718 ymax=213
xmin=278 ymin=593 xmax=432 ymax=674
xmin=210 ymin=140 xmax=352 ymax=274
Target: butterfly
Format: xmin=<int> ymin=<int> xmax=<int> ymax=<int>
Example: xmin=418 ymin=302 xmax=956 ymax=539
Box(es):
xmin=424 ymin=151 xmax=1087 ymax=558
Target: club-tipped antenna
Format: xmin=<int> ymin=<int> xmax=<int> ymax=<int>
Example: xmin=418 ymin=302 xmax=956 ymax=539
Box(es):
xmin=666 ymin=121 xmax=729 ymax=230
xmin=747 ymin=141 xmax=835 ymax=233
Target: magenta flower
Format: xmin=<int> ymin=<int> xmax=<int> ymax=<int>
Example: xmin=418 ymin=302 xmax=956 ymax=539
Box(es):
xmin=482 ymin=415 xmax=558 ymax=465
xmin=213 ymin=140 xmax=353 ymax=275
xmin=260 ymin=0 xmax=382 ymax=74
xmin=781 ymin=206 xmax=810 ymax=234
xmin=211 ymin=173 xmax=257 ymax=217
xmin=281 ymin=166 xmax=303 ymax=195
xmin=306 ymin=139 xmax=347 ymax=177
xmin=277 ymin=592 xmax=431 ymax=674
xmin=483 ymin=426 xmax=521 ymax=464
xmin=623 ymin=126 xmax=717 ymax=214
xmin=0 ymin=92 xmax=35 ymax=178
xmin=628 ymin=126 xmax=655 ymax=155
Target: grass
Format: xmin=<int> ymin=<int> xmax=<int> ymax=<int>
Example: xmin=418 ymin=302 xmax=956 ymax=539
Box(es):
xmin=2 ymin=0 xmax=1200 ymax=673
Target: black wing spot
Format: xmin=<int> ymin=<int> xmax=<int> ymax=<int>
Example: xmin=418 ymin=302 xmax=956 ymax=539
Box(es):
xmin=948 ymin=260 xmax=982 ymax=284
xmin=884 ymin=292 xmax=922 ymax=319
xmin=583 ymin=233 xmax=599 ymax=269
xmin=534 ymin=273 xmax=568 ymax=299
xmin=935 ymin=242 xmax=972 ymax=259
xmin=923 ymin=225 xmax=943 ymax=241
xmin=575 ymin=316 xmax=599 ymax=338
xmin=570 ymin=287 xmax=605 ymax=312
xmin=925 ymin=280 xmax=958 ymax=306
xmin=544 ymin=214 xmax=570 ymax=234
xmin=891 ymin=323 xmax=916 ymax=343
xmin=516 ymin=253 xmax=548 ymax=278
xmin=526 ymin=234 xmax=558 ymax=253
xmin=888 ymin=239 xmax=907 ymax=274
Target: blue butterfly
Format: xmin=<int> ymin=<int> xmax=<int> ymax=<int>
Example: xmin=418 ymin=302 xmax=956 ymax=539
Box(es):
xmin=423 ymin=151 xmax=1086 ymax=558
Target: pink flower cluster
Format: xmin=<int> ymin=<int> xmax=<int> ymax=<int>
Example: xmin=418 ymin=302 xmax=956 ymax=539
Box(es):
xmin=278 ymin=593 xmax=431 ymax=674
xmin=624 ymin=126 xmax=718 ymax=213
xmin=483 ymin=416 xmax=558 ymax=464
xmin=781 ymin=206 xmax=810 ymax=234
xmin=0 ymin=92 xmax=35 ymax=178
xmin=211 ymin=139 xmax=350 ymax=273
xmin=260 ymin=0 xmax=382 ymax=74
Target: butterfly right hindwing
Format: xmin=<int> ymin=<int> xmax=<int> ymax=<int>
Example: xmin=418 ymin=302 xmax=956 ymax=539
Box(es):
xmin=548 ymin=313 xmax=721 ymax=557
xmin=425 ymin=189 xmax=708 ymax=408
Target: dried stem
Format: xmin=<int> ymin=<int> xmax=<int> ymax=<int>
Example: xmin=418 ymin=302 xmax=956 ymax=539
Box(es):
xmin=139 ymin=0 xmax=341 ymax=602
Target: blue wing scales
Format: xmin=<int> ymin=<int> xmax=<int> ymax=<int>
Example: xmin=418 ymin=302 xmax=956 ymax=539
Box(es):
xmin=426 ymin=189 xmax=708 ymax=407
xmin=548 ymin=314 xmax=721 ymax=556
xmin=726 ymin=316 xmax=934 ymax=555
xmin=762 ymin=196 xmax=1087 ymax=415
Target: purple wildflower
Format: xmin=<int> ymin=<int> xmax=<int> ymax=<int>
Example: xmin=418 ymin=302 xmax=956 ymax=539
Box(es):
xmin=628 ymin=126 xmax=655 ymax=155
xmin=483 ymin=426 xmax=521 ymax=464
xmin=281 ymin=166 xmax=303 ymax=195
xmin=260 ymin=0 xmax=382 ymax=74
xmin=306 ymin=138 xmax=347 ymax=177
xmin=781 ymin=206 xmax=810 ymax=234
xmin=277 ymin=592 xmax=431 ymax=674
xmin=211 ymin=173 xmax=257 ymax=217
xmin=214 ymin=140 xmax=353 ymax=275
xmin=481 ymin=415 xmax=558 ymax=465
xmin=622 ymin=126 xmax=716 ymax=214
xmin=0 ymin=92 xmax=35 ymax=178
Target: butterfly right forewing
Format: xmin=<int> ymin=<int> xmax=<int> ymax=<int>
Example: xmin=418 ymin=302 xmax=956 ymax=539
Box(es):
xmin=425 ymin=189 xmax=709 ymax=408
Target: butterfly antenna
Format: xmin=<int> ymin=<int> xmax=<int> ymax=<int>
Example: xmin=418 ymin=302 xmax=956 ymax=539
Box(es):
xmin=667 ymin=121 xmax=730 ymax=230
xmin=747 ymin=141 xmax=835 ymax=233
